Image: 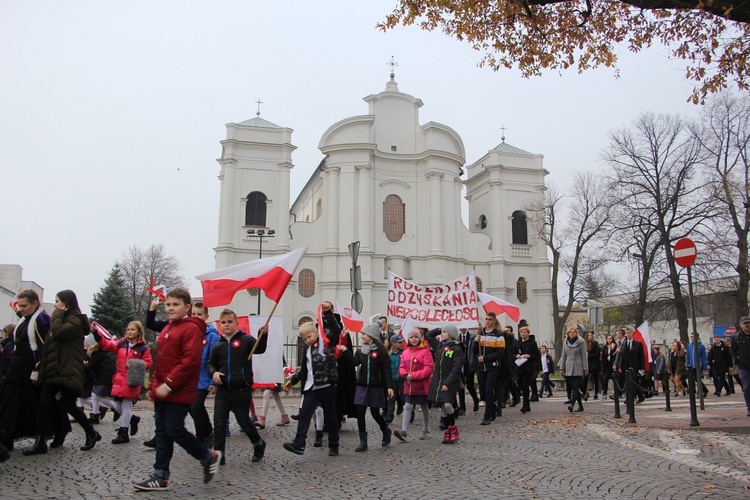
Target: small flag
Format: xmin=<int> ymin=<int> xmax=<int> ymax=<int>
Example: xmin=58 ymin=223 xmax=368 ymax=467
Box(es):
xmin=369 ymin=313 xmax=381 ymax=324
xmin=398 ymin=316 xmax=415 ymax=343
xmin=8 ymin=288 xmax=21 ymax=310
xmin=92 ymin=321 xmax=115 ymax=341
xmin=336 ymin=301 xmax=364 ymax=333
xmin=146 ymin=277 xmax=167 ymax=302
xmin=477 ymin=292 xmax=521 ymax=322
xmin=633 ymin=320 xmax=652 ymax=364
xmin=197 ymin=247 xmax=307 ymax=307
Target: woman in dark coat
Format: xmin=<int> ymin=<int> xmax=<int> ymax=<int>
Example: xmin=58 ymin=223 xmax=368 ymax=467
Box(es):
xmin=585 ymin=332 xmax=601 ymax=400
xmin=24 ymin=290 xmax=101 ymax=455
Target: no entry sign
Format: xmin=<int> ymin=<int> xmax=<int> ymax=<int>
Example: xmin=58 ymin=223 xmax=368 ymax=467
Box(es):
xmin=674 ymin=238 xmax=697 ymax=267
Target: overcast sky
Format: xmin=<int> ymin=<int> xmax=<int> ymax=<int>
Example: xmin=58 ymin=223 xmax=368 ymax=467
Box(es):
xmin=0 ymin=1 xmax=703 ymax=314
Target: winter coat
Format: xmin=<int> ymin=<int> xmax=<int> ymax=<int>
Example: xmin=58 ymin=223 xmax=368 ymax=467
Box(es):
xmin=149 ymin=316 xmax=206 ymax=405
xmin=708 ymin=342 xmax=731 ymax=372
xmin=98 ymin=337 xmax=153 ymax=399
xmin=732 ymin=330 xmax=750 ymax=370
xmin=290 ymin=339 xmax=339 ymax=393
xmin=198 ymin=324 xmax=220 ymax=390
xmin=399 ymin=343 xmax=434 ymax=396
xmin=426 ymin=328 xmax=464 ymax=404
xmin=515 ymin=338 xmax=540 ymax=376
xmin=587 ymin=341 xmax=601 ymax=372
xmin=559 ymin=336 xmax=588 ymax=377
xmin=686 ymin=342 xmax=707 ymax=370
xmin=0 ymin=337 xmax=14 ymax=381
xmin=348 ymin=345 xmax=393 ymax=389
xmin=458 ymin=331 xmax=478 ymax=372
xmin=474 ymin=327 xmax=505 ymax=373
xmin=601 ymin=344 xmax=617 ymax=375
xmin=653 ymin=352 xmax=667 ymax=377
xmin=86 ymin=344 xmax=116 ymax=387
xmin=207 ymin=330 xmax=267 ymax=391
xmin=668 ymin=350 xmax=686 ymax=376
xmin=390 ymin=348 xmax=404 ymax=382
xmin=38 ymin=308 xmax=88 ymax=395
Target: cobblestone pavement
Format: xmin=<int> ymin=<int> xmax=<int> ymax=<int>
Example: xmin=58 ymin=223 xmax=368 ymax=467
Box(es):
xmin=3 ymin=392 xmax=749 ymax=499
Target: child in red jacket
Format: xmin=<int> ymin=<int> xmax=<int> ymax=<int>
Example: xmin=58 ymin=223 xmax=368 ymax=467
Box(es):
xmin=93 ymin=320 xmax=152 ymax=444
xmin=394 ymin=328 xmax=434 ymax=441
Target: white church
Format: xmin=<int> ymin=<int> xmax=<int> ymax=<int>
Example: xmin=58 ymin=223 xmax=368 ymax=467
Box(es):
xmin=212 ymin=76 xmax=554 ymax=346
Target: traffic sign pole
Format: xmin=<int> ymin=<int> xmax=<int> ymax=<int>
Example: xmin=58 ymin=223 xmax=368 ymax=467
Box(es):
xmin=674 ymin=238 xmax=702 ymax=423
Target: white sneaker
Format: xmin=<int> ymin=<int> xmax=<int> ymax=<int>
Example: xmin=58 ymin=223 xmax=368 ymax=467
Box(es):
xmin=478 ymin=400 xmax=486 ymax=407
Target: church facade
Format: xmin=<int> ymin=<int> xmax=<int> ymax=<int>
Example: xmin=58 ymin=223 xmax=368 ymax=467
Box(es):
xmin=213 ymin=78 xmax=554 ymax=346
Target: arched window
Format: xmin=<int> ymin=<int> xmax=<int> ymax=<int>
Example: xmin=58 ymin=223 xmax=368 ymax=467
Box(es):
xmin=245 ymin=192 xmax=267 ymax=227
xmin=516 ymin=277 xmax=528 ymax=304
xmin=298 ymin=316 xmax=314 ymax=327
xmin=512 ymin=210 xmax=528 ymax=244
xmin=315 ymin=199 xmax=323 ymax=219
xmin=383 ymin=194 xmax=405 ymax=242
xmin=475 ymin=276 xmax=483 ymax=293
xmin=478 ymin=214 xmax=487 ymax=230
xmin=298 ymin=269 xmax=315 ymax=298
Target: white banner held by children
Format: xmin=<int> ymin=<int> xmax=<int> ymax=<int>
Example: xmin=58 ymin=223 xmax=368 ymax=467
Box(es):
xmin=387 ymin=271 xmax=480 ymax=329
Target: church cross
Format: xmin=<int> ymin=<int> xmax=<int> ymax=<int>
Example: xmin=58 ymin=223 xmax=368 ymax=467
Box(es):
xmin=387 ymin=56 xmax=398 ymax=80
xmin=255 ymin=98 xmax=264 ymax=117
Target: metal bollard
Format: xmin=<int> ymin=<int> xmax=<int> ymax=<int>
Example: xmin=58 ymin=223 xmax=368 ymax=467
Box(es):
xmin=613 ymin=373 xmax=622 ymax=419
xmin=664 ymin=380 xmax=672 ymax=412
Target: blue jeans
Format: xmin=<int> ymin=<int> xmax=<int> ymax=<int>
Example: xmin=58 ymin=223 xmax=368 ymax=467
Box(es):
xmin=153 ymin=401 xmax=211 ymax=480
xmin=739 ymin=368 xmax=750 ymax=410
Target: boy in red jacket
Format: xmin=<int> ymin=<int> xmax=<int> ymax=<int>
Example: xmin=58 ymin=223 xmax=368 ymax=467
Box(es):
xmin=134 ymin=289 xmax=221 ymax=492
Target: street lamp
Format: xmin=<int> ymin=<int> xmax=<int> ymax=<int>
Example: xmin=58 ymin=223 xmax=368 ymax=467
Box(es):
xmin=246 ymin=229 xmax=275 ymax=314
xmin=631 ymin=252 xmax=644 ymax=285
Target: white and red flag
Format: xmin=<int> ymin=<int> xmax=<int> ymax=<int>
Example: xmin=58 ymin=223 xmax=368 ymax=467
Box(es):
xmin=633 ymin=320 xmax=652 ymax=364
xmin=397 ymin=315 xmax=416 ymax=343
xmin=477 ymin=292 xmax=521 ymax=323
xmin=197 ymin=247 xmax=307 ymax=308
xmin=146 ymin=277 xmax=167 ymax=302
xmin=91 ymin=321 xmax=115 ymax=341
xmin=8 ymin=288 xmax=21 ymax=310
xmin=336 ymin=301 xmax=364 ymax=333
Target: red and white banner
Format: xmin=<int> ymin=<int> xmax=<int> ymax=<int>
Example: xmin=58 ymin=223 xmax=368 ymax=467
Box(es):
xmin=477 ymin=292 xmax=521 ymax=323
xmin=336 ymin=301 xmax=364 ymax=333
xmin=634 ymin=320 xmax=652 ymax=364
xmin=197 ymin=247 xmax=307 ymax=307
xmin=92 ymin=321 xmax=115 ymax=341
xmin=387 ymin=271 xmax=479 ymax=328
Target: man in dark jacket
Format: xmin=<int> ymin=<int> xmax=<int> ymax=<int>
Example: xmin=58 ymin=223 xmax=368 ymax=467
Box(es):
xmin=708 ymin=336 xmax=732 ymax=396
xmin=732 ymin=316 xmax=750 ymax=416
xmin=207 ymin=308 xmax=267 ymax=466
xmin=620 ymin=327 xmax=645 ymax=405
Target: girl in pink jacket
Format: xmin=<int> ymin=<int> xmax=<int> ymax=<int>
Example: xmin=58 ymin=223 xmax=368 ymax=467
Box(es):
xmin=93 ymin=321 xmax=152 ymax=444
xmin=394 ymin=328 xmax=434 ymax=441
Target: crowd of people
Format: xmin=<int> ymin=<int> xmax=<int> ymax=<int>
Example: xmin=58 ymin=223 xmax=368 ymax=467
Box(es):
xmin=1 ymin=288 xmax=749 ymax=492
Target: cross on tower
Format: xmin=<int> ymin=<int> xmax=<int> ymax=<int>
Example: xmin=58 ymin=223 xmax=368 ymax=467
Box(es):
xmin=500 ymin=125 xmax=507 ymax=143
xmin=387 ymin=56 xmax=398 ymax=80
xmin=255 ymin=98 xmax=264 ymax=117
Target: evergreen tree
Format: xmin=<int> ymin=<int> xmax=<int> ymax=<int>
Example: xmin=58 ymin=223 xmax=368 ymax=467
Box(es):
xmin=91 ymin=264 xmax=134 ymax=336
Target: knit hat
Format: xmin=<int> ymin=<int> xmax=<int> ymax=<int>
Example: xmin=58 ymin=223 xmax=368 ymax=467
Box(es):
xmin=441 ymin=324 xmax=459 ymax=340
xmin=390 ymin=335 xmax=403 ymax=344
xmin=408 ymin=328 xmax=421 ymax=338
xmin=361 ymin=323 xmax=381 ymax=340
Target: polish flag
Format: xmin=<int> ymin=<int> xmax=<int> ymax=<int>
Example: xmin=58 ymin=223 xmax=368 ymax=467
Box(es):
xmin=336 ymin=301 xmax=364 ymax=333
xmin=197 ymin=247 xmax=307 ymax=307
xmin=633 ymin=320 xmax=652 ymax=364
xmin=146 ymin=277 xmax=167 ymax=302
xmin=398 ymin=316 xmax=416 ymax=343
xmin=92 ymin=321 xmax=115 ymax=341
xmin=8 ymin=288 xmax=21 ymax=310
xmin=477 ymin=292 xmax=521 ymax=323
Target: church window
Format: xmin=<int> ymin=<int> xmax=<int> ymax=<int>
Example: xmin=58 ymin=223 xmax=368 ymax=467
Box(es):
xmin=383 ymin=194 xmax=405 ymax=242
xmin=298 ymin=269 xmax=315 ymax=298
xmin=516 ymin=277 xmax=528 ymax=304
xmin=475 ymin=276 xmax=483 ymax=292
xmin=512 ymin=211 xmax=528 ymax=244
xmin=245 ymin=192 xmax=267 ymax=227
xmin=478 ymin=214 xmax=487 ymax=230
xmin=315 ymin=199 xmax=323 ymax=219
xmin=298 ymin=316 xmax=314 ymax=327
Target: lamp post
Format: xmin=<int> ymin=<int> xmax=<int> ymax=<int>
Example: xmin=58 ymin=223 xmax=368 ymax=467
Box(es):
xmin=246 ymin=229 xmax=275 ymax=315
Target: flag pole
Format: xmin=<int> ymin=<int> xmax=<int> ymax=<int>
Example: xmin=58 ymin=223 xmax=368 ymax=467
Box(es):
xmin=247 ymin=300 xmax=280 ymax=360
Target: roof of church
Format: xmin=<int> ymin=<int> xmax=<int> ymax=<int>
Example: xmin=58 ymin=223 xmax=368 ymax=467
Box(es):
xmin=492 ymin=141 xmax=535 ymax=156
xmin=235 ymin=116 xmax=282 ymax=129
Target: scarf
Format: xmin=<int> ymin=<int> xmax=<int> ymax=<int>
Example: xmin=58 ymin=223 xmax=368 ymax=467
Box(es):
xmin=14 ymin=307 xmax=44 ymax=353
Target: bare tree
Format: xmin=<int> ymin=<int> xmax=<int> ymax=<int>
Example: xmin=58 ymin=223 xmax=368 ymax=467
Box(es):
xmin=602 ymin=112 xmax=717 ymax=343
xmin=692 ymin=92 xmax=750 ymax=322
xmin=527 ymin=172 xmax=610 ymax=355
xmin=118 ymin=244 xmax=189 ymax=330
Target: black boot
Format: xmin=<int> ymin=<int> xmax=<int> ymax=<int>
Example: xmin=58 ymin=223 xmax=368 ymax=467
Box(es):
xmin=130 ymin=415 xmax=140 ymax=436
xmin=313 ymin=430 xmax=324 ymax=447
xmin=381 ymin=426 xmax=391 ymax=446
xmin=23 ymin=436 xmax=47 ymax=456
xmin=355 ymin=431 xmax=368 ymax=452
xmin=49 ymin=432 xmax=67 ymax=449
xmin=112 ymin=427 xmax=130 ymax=444
xmin=88 ymin=413 xmax=100 ymax=425
xmin=81 ymin=430 xmax=101 ymax=451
